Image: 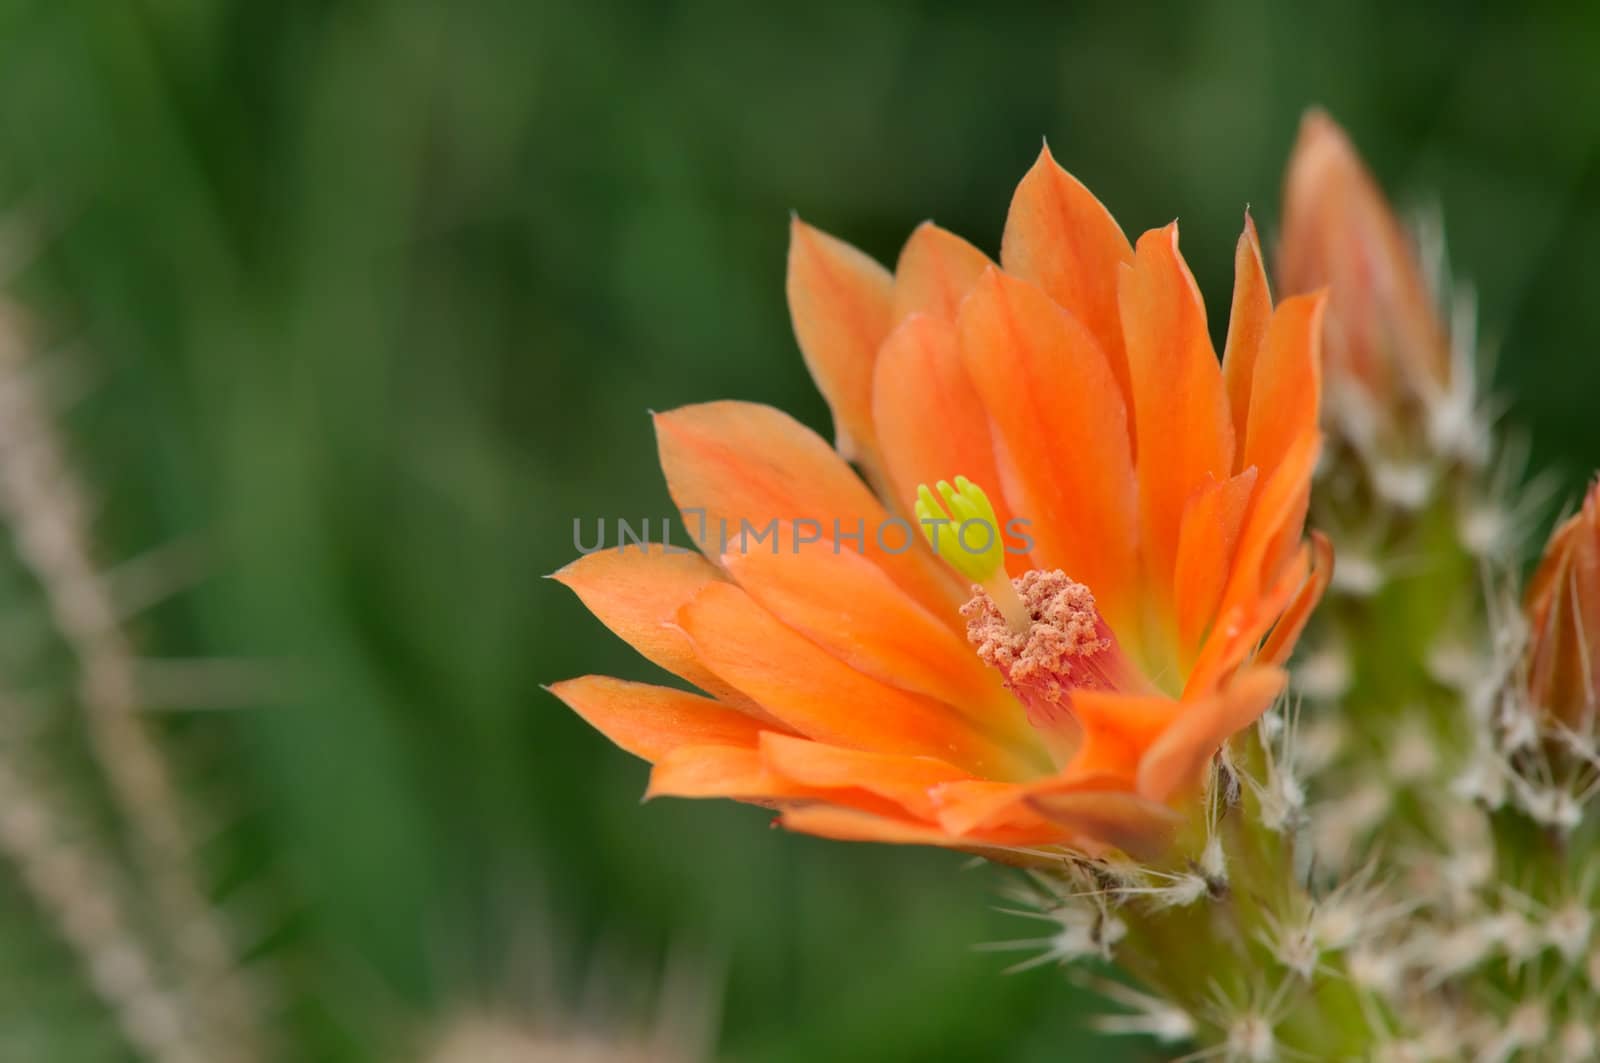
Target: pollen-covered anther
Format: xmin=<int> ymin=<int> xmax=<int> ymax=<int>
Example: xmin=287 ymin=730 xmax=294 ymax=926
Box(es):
xmin=961 ymin=570 xmax=1140 ymax=732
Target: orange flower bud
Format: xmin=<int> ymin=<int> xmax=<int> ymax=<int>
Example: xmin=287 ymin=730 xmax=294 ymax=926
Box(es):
xmin=1280 ymin=111 xmax=1451 ymax=411
xmin=1524 ymin=481 xmax=1600 ymax=731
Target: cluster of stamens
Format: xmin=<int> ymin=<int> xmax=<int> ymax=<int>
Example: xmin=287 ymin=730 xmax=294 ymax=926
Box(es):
xmin=963 ymin=570 xmax=1114 ymax=710
xmin=916 ymin=476 xmax=1137 ymax=745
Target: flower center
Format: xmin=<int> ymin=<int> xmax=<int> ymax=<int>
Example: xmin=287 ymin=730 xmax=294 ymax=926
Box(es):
xmin=914 ymin=475 xmax=1148 ymax=763
xmin=962 ymin=570 xmax=1143 ymax=760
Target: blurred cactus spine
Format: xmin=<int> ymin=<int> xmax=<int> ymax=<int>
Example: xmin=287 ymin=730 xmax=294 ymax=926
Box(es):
xmin=0 ymin=299 xmax=272 ymax=1062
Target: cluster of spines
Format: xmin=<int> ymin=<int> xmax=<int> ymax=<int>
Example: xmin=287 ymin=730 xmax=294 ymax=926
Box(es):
xmin=1260 ymin=212 xmax=1595 ymax=1058
xmin=986 ymin=706 xmax=1402 ymax=1061
xmin=981 ymin=218 xmax=1600 ymax=1061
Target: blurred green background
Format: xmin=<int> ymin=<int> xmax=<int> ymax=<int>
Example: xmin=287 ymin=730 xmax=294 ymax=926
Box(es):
xmin=0 ymin=1 xmax=1596 ymax=1060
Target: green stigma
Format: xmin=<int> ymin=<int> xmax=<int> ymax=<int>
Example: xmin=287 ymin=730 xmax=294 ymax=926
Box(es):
xmin=914 ymin=475 xmax=1006 ymax=584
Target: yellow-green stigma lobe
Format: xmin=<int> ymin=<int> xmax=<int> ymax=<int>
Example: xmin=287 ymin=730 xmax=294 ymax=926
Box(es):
xmin=915 ymin=476 xmax=1006 ymax=583
xmin=915 ymin=476 xmax=1030 ymax=633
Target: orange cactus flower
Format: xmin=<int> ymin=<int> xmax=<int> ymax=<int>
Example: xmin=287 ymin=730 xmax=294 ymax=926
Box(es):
xmin=1280 ymin=110 xmax=1452 ymax=415
xmin=1524 ymin=480 xmax=1600 ymax=733
xmin=552 ymin=147 xmax=1331 ymax=860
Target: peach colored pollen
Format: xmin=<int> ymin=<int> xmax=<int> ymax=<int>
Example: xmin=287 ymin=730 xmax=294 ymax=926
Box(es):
xmin=962 ymin=569 xmax=1128 ymax=732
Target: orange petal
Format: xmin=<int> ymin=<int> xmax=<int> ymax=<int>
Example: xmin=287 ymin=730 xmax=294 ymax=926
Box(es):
xmin=1137 ymin=666 xmax=1286 ymax=802
xmin=548 ymin=676 xmax=780 ymax=762
xmin=1243 ymin=293 xmax=1326 ymax=481
xmin=1000 ymin=144 xmax=1136 ymax=414
xmin=787 ymin=218 xmax=895 ymax=466
xmin=870 ymin=314 xmax=1032 ymax=574
xmin=646 ymin=744 xmax=797 ymax=800
xmin=1189 ymin=547 xmax=1309 ymax=704
xmin=654 ymin=401 xmax=962 ymax=615
xmin=1061 ymin=689 xmax=1184 ymax=783
xmin=1259 ymin=531 xmax=1334 ymax=667
xmin=1229 ymin=429 xmax=1321 ymax=611
xmin=1183 ymin=430 xmax=1320 ymax=697
xmin=1025 ymin=789 xmax=1182 ymax=860
xmin=779 ymin=804 xmax=1066 ymax=852
xmin=929 ymin=779 xmax=1039 ymax=836
xmin=759 ymin=732 xmax=970 ymax=819
xmin=1527 ymin=513 xmax=1585 ymax=619
xmin=1173 ymin=467 xmax=1259 ymax=657
xmin=675 ymin=581 xmax=1030 ymax=778
xmin=956 ymin=268 xmax=1139 ymax=631
xmin=931 ymin=773 xmax=1126 ymax=838
xmin=892 ymin=222 xmax=992 ymax=323
xmin=1118 ymin=224 xmax=1236 ymax=597
xmin=779 ymin=805 xmax=959 ymax=845
xmin=1222 ymin=212 xmax=1272 ymax=466
xmin=645 ymin=745 xmax=931 ymax=828
xmin=552 ymin=545 xmax=755 ymax=708
xmin=722 ymin=527 xmax=1030 ymax=742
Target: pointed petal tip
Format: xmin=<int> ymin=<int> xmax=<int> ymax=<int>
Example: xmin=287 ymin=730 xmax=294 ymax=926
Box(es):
xmin=650 ymin=399 xmax=735 ymax=433
xmin=1131 ymin=220 xmax=1182 ymax=257
xmin=1237 ymin=211 xmax=1262 ymax=256
xmin=544 ymin=675 xmax=595 ymax=706
xmin=1026 ymin=138 xmax=1069 ymax=180
xmin=1290 ymin=110 xmax=1361 ymax=176
xmin=1298 ymin=106 xmax=1342 ymax=139
xmin=547 ymin=558 xmax=581 ymax=587
xmin=787 ymin=214 xmax=830 ymax=253
xmin=1311 ymin=527 xmax=1335 ymax=571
